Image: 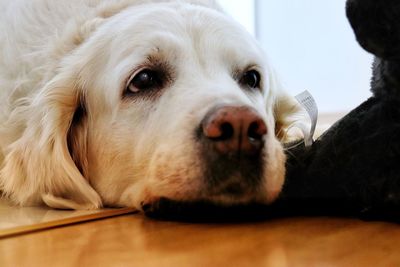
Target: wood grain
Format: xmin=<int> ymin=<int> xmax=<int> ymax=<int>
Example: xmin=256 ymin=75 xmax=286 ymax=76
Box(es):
xmin=1 ymin=214 xmax=399 ymax=267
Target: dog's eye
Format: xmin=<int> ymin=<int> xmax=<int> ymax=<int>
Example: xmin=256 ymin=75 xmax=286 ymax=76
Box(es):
xmin=240 ymin=70 xmax=261 ymax=89
xmin=127 ymin=69 xmax=161 ymax=93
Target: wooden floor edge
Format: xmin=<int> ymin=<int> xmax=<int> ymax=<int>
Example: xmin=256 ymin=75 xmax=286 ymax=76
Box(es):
xmin=0 ymin=207 xmax=138 ymax=239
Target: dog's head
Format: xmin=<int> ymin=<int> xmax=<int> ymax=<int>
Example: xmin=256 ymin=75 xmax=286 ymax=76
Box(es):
xmin=1 ymin=1 xmax=300 ymax=210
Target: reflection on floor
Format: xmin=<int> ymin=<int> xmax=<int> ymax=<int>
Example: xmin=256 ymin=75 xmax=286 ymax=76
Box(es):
xmin=1 ymin=214 xmax=399 ymax=266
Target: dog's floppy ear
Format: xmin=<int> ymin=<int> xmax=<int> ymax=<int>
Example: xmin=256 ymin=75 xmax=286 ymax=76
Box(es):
xmin=274 ymin=92 xmax=305 ymax=142
xmin=0 ymin=73 xmax=102 ymax=210
xmin=266 ymin=70 xmax=305 ymax=142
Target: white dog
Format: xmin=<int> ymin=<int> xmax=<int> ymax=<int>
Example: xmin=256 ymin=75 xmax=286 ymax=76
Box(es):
xmin=0 ymin=0 xmax=299 ymax=210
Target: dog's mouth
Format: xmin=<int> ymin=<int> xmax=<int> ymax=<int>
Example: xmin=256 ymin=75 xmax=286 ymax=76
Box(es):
xmin=141 ymin=197 xmax=278 ymax=222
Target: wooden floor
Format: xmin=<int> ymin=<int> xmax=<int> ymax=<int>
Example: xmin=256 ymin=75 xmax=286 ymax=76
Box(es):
xmin=1 ymin=213 xmax=400 ymax=267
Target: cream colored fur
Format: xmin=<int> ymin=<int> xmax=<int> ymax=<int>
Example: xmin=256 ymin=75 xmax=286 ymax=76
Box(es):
xmin=0 ymin=0 xmax=300 ymax=210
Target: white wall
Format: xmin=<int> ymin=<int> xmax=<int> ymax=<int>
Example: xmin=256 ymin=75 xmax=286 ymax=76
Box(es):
xmin=219 ymin=0 xmax=373 ymax=113
xmin=217 ymin=0 xmax=255 ymax=35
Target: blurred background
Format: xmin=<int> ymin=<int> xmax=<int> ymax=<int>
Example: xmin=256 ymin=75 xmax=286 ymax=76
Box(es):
xmin=217 ymin=0 xmax=373 ymax=114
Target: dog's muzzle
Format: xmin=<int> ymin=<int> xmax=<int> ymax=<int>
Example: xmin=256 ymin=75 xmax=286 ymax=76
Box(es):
xmin=198 ymin=105 xmax=267 ymax=197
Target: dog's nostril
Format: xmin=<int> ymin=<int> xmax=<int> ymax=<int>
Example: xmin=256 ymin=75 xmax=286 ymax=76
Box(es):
xmin=248 ymin=121 xmax=267 ymax=141
xmin=202 ymin=120 xmax=234 ymax=141
xmin=219 ymin=122 xmax=234 ymax=140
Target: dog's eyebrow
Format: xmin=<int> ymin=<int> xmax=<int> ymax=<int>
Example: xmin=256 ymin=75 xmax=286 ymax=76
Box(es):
xmin=146 ymin=53 xmax=164 ymax=65
xmin=145 ymin=54 xmax=175 ymax=79
xmin=232 ymin=64 xmax=262 ymax=80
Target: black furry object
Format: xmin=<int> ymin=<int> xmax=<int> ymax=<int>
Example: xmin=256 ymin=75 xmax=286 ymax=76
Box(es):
xmin=280 ymin=0 xmax=400 ymax=222
xmin=281 ymin=96 xmax=400 ymax=222
xmin=143 ymin=198 xmax=360 ymax=223
xmin=346 ymin=0 xmax=400 ymax=60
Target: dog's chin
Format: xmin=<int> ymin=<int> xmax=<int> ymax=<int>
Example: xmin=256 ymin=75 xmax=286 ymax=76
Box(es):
xmin=141 ymin=197 xmax=274 ymax=222
xmin=136 ymin=162 xmax=285 ymax=221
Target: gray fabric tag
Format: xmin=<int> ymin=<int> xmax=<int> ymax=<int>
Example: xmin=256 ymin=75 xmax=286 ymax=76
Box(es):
xmin=295 ymin=90 xmax=318 ymax=147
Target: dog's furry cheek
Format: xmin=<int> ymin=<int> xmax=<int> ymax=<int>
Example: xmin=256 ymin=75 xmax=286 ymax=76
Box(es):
xmin=151 ymin=145 xmax=205 ymax=193
xmin=117 ymin=145 xmax=204 ymax=209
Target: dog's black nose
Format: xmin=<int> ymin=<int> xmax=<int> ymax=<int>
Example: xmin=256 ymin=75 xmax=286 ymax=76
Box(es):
xmin=201 ymin=106 xmax=267 ymax=156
